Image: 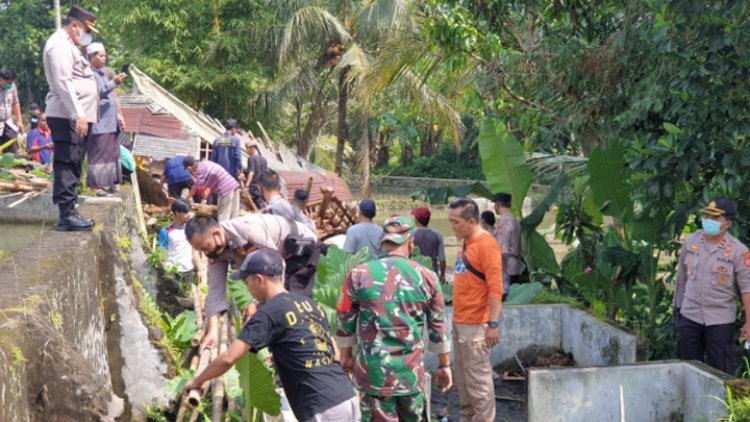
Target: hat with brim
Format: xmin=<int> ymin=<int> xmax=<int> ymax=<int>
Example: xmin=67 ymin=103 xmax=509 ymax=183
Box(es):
xmin=230 ymin=248 xmax=285 ymax=280
xmin=381 ymin=216 xmax=415 ymax=245
xmin=67 ymin=5 xmax=99 ymax=34
xmin=702 ymin=197 xmax=736 ymax=218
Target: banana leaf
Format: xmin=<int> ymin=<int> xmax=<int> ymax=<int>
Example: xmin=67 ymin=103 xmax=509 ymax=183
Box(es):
xmin=504 ymin=282 xmax=543 ymax=305
xmin=236 ymin=350 xmax=281 ymax=420
xmin=587 ymin=140 xmax=633 ymax=221
xmin=478 ymin=119 xmax=532 ymax=216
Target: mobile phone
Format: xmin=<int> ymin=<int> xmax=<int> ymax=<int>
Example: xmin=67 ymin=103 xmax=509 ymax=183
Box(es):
xmin=121 ymin=63 xmax=130 ymax=74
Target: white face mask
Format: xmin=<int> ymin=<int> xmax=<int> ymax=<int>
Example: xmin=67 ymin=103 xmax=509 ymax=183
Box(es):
xmin=78 ymin=31 xmax=93 ymax=47
xmin=74 ymin=23 xmax=92 ymax=47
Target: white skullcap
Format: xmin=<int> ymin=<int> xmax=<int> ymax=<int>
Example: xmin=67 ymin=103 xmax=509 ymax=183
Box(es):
xmin=86 ymin=42 xmax=105 ymax=56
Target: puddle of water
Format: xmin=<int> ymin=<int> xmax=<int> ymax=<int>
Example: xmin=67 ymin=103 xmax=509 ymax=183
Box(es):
xmin=0 ymin=222 xmax=48 ymax=260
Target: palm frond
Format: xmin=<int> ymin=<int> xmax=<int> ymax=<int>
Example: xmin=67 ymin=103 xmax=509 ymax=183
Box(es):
xmin=335 ymin=42 xmax=371 ymax=74
xmin=527 ymin=153 xmax=589 ymax=182
xmin=278 ymin=6 xmax=353 ymax=67
xmin=355 ymin=0 xmax=415 ymax=44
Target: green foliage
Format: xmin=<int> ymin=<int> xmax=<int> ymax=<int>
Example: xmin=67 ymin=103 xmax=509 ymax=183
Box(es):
xmin=377 ymin=143 xmax=484 ymax=180
xmin=478 ymin=119 xmax=532 ymax=217
xmin=236 ymin=350 xmax=281 ymax=419
xmin=718 ymin=386 xmax=750 ymax=422
xmin=587 ymin=140 xmax=633 ymax=222
xmin=227 ymin=279 xmax=254 ymax=311
xmin=314 ymin=246 xmax=371 ymax=329
xmin=504 ymin=282 xmax=543 ymax=305
xmin=163 ymin=310 xmax=198 ymax=349
xmin=11 ymin=346 xmax=26 ymax=368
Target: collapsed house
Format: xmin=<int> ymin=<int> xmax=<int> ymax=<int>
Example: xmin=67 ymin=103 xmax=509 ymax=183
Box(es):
xmin=120 ymin=66 xmax=354 ymax=238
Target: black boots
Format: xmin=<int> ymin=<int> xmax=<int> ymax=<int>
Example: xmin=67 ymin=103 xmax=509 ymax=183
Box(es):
xmin=54 ymin=203 xmax=94 ymax=232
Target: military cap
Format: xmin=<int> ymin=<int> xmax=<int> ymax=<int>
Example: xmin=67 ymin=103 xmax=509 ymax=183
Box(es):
xmin=381 ymin=216 xmax=415 ymax=245
xmin=702 ymin=197 xmax=736 ymax=218
xmin=230 ymin=248 xmax=285 ymax=280
xmin=67 ymin=5 xmax=99 ymax=34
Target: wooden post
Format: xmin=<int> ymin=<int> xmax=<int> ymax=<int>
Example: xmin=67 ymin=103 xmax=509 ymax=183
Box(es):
xmin=317 ymin=187 xmax=334 ymax=220
xmin=256 ymin=121 xmax=274 ymax=146
xmin=305 ymin=176 xmax=313 ymax=193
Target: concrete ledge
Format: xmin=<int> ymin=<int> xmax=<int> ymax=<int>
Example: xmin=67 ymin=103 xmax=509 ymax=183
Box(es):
xmin=527 ymin=360 xmax=731 ymax=422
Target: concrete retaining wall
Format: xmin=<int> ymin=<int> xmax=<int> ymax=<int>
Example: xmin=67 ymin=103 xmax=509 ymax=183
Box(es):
xmin=527 ymin=361 xmax=731 ymax=422
xmin=0 ymin=191 xmax=171 ymax=421
xmin=425 ymin=304 xmax=636 ymax=370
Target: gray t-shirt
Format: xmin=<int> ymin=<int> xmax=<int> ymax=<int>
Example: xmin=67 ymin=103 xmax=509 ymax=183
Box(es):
xmin=343 ymin=222 xmax=383 ymax=259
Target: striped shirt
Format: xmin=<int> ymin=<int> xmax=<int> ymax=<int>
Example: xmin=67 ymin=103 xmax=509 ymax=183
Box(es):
xmin=194 ymin=161 xmax=239 ymax=198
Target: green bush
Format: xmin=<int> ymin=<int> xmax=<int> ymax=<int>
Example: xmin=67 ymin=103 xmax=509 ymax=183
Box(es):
xmin=375 ymin=144 xmax=484 ymax=180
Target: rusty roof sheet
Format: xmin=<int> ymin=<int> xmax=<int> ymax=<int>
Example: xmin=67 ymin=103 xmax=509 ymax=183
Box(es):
xmin=122 ymin=107 xmax=190 ymax=140
xmin=278 ymin=171 xmax=352 ymax=203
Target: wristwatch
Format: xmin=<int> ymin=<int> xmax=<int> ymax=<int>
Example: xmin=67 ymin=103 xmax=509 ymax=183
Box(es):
xmin=488 ymin=320 xmax=499 ymax=329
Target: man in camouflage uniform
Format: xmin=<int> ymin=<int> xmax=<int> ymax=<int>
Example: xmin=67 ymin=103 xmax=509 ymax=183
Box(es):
xmin=336 ymin=216 xmax=453 ymax=422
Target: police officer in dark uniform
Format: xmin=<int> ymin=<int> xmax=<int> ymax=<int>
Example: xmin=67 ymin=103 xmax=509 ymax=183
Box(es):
xmin=43 ymin=6 xmax=100 ymax=231
xmin=674 ymin=197 xmax=750 ymax=373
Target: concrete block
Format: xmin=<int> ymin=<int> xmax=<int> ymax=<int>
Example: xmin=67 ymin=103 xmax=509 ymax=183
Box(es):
xmin=425 ymin=304 xmax=636 ymax=370
xmin=562 ymin=307 xmax=637 ymax=365
xmin=527 ymin=361 xmax=731 ymax=422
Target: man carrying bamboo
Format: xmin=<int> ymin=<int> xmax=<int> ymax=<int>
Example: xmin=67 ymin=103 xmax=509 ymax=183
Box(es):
xmin=184 ymin=248 xmax=359 ymax=421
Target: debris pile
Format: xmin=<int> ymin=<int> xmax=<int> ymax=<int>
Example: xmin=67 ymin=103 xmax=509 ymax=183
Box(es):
xmin=0 ymin=153 xmax=51 ymax=207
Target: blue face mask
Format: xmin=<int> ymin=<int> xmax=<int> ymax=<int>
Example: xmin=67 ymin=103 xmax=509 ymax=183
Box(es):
xmin=701 ymin=218 xmax=723 ymax=236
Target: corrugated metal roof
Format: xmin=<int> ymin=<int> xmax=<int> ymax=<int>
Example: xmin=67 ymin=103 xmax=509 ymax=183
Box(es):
xmin=278 ymin=171 xmax=352 ymax=203
xmin=127 ymin=65 xmax=328 ymax=174
xmin=122 ymin=108 xmax=189 ymax=140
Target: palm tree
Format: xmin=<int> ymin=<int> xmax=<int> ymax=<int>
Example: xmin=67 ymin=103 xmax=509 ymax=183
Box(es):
xmin=257 ymin=0 xmax=464 ymax=187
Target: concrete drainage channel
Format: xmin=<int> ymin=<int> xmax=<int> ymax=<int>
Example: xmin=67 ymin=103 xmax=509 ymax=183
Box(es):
xmin=0 ymin=189 xmax=171 ymax=421
xmin=425 ymin=305 xmax=730 ymax=421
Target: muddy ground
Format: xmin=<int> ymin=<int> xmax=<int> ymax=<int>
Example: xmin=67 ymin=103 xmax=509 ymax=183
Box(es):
xmin=430 ymin=346 xmax=575 ymax=422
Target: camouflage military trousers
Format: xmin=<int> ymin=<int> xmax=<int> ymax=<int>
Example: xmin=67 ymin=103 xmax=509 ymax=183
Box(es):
xmin=361 ymin=392 xmax=426 ymax=422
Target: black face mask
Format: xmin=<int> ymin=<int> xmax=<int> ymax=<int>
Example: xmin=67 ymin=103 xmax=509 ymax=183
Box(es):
xmin=206 ymin=234 xmax=226 ymax=259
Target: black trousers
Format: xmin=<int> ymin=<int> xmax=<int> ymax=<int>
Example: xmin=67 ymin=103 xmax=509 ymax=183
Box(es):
xmin=248 ymin=183 xmax=265 ymax=209
xmin=168 ymin=179 xmax=194 ymax=199
xmin=677 ymin=315 xmax=735 ymax=374
xmin=284 ymin=255 xmax=315 ymax=298
xmin=48 ymin=118 xmax=89 ymax=216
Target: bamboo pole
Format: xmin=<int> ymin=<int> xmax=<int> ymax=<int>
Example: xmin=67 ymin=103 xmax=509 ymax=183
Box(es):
xmin=0 ymin=180 xmax=37 ymax=192
xmin=224 ymin=313 xmax=238 ymax=422
xmin=191 ymin=284 xmax=204 ymax=329
xmin=175 ymin=355 xmax=200 ymax=421
xmin=191 ymin=319 xmax=208 ymax=348
xmin=211 ymin=315 xmax=229 ymax=421
xmin=0 ymin=191 xmax=23 ymax=200
xmin=187 ymin=346 xmax=213 ymax=408
xmin=305 ymin=176 xmax=313 ymax=193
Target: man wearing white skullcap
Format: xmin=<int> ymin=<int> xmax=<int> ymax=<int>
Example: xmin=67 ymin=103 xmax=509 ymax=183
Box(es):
xmin=85 ymin=42 xmax=128 ymax=197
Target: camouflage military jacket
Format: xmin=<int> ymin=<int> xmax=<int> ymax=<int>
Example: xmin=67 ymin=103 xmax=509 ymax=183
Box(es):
xmin=335 ymin=253 xmax=450 ymax=396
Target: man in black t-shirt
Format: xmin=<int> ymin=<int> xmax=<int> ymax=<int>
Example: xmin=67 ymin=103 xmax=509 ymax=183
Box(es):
xmin=184 ymin=248 xmax=359 ymax=421
xmin=243 ymin=139 xmax=268 ymax=209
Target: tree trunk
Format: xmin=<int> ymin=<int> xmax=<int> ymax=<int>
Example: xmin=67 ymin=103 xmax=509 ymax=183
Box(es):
xmin=298 ymin=72 xmax=333 ymax=159
xmin=335 ymin=67 xmax=350 ymax=176
xmin=295 ymin=98 xmax=302 ymax=145
xmin=354 ymin=109 xmax=371 ymax=198
xmin=298 ymin=96 xmax=326 ymax=159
